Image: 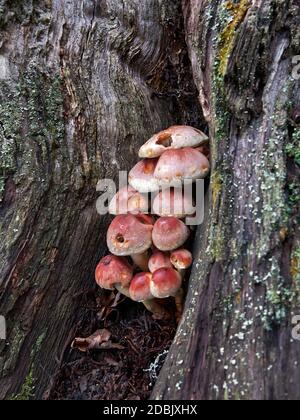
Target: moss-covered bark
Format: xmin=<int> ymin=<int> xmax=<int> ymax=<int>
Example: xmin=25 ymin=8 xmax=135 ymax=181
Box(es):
xmin=0 ymin=0 xmax=202 ymax=399
xmin=153 ymin=0 xmax=300 ymax=400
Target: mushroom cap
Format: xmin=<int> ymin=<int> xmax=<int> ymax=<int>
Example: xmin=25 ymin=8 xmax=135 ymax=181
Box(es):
xmin=129 ymin=158 xmax=160 ymax=193
xmin=150 ymin=268 xmax=182 ymax=298
xmin=109 ymin=186 xmax=148 ymax=215
xmin=129 ymin=272 xmax=154 ymax=302
xmin=139 ymin=126 xmax=208 ymax=159
xmin=148 ymin=251 xmax=172 ymax=273
xmin=170 ymin=249 xmax=193 ymax=270
xmin=152 ymin=188 xmax=195 ymax=218
xmin=154 ymin=147 xmax=210 ymax=188
xmin=95 ymin=255 xmax=133 ymax=290
xmin=152 ymin=217 xmax=190 ymax=251
xmin=107 ymin=214 xmax=153 ymax=256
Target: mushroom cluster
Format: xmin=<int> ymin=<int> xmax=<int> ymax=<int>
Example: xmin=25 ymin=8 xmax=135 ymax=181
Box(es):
xmin=95 ymin=126 xmax=210 ymax=321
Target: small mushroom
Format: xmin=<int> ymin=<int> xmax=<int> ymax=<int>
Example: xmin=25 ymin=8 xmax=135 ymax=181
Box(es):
xmin=152 ymin=217 xmax=190 ymax=251
xmin=139 ymin=126 xmax=208 ymax=158
xmin=154 ymin=147 xmax=210 ymax=188
xmin=150 ymin=267 xmax=184 ymax=322
xmin=152 ymin=188 xmax=195 ymax=219
xmin=107 ymin=214 xmax=154 ymax=271
xmin=129 ymin=272 xmax=154 ymax=302
xmin=148 ymin=250 xmax=172 ymax=273
xmin=170 ymin=248 xmax=193 ymax=277
xmin=109 ymin=186 xmax=148 ymax=215
xmin=129 ymin=158 xmax=160 ymax=193
xmin=129 ymin=272 xmax=171 ymax=319
xmin=170 ymin=249 xmax=193 ymax=270
xmin=150 ymin=268 xmax=182 ymax=299
xmin=95 ymin=255 xmax=133 ymax=297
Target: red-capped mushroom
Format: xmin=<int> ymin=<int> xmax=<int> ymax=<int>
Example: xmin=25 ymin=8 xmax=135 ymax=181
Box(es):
xmin=150 ymin=267 xmax=185 ymax=322
xmin=95 ymin=255 xmax=133 ymax=297
xmin=152 ymin=188 xmax=195 ymax=219
xmin=107 ymin=214 xmax=153 ymax=271
xmin=129 ymin=272 xmax=153 ymax=302
xmin=139 ymin=126 xmax=208 ymax=158
xmin=154 ymin=147 xmax=210 ymax=188
xmin=150 ymin=268 xmax=182 ymax=299
xmin=170 ymin=249 xmax=193 ymax=270
xmin=152 ymin=217 xmax=190 ymax=251
xmin=129 ymin=158 xmax=160 ymax=193
xmin=129 ymin=272 xmax=171 ymax=319
xmin=108 ymin=186 xmax=148 ymax=215
xmin=148 ymin=250 xmax=172 ymax=273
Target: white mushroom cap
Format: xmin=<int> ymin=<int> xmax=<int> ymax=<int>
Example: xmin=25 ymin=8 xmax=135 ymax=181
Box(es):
xmin=152 ymin=188 xmax=195 ymax=219
xmin=154 ymin=147 xmax=210 ymax=188
xmin=139 ymin=126 xmax=208 ymax=159
xmin=107 ymin=214 xmax=153 ymax=256
xmin=109 ymin=186 xmax=148 ymax=215
xmin=129 ymin=158 xmax=160 ymax=193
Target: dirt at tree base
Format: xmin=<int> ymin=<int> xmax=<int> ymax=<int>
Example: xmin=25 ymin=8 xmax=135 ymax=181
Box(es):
xmin=46 ymin=290 xmax=177 ymax=400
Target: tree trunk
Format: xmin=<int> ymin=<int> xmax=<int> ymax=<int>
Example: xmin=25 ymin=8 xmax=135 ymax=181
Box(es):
xmin=153 ymin=0 xmax=300 ymax=400
xmin=1 ymin=0 xmax=300 ymax=401
xmin=0 ymin=0 xmax=202 ymax=399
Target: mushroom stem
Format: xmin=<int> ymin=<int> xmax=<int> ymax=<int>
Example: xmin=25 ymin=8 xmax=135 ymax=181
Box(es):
xmin=174 ymin=288 xmax=185 ymax=323
xmin=142 ymin=299 xmax=171 ymax=320
xmin=115 ymin=284 xmax=131 ymax=298
xmin=131 ymin=252 xmax=150 ymax=272
xmin=177 ymin=268 xmax=186 ymax=278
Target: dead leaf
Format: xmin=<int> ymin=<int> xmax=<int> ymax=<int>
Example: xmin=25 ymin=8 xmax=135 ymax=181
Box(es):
xmin=71 ymin=329 xmax=125 ymax=353
xmin=72 ymin=329 xmax=111 ymax=352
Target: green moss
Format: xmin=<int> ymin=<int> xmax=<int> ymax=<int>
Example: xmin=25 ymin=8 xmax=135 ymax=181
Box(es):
xmin=286 ymin=128 xmax=300 ymax=166
xmin=20 ymin=70 xmax=65 ymax=144
xmin=10 ymin=370 xmax=35 ymax=400
xmin=211 ymin=171 xmax=223 ymax=210
xmin=258 ymin=258 xmax=294 ymax=330
xmin=262 ymin=285 xmax=293 ymax=331
xmin=35 ymin=332 xmax=46 ymax=353
xmin=218 ymin=0 xmax=251 ymax=77
xmin=0 ymin=69 xmax=65 ymax=202
xmin=5 ymin=332 xmax=47 ymax=400
xmin=0 ymin=84 xmax=21 ymax=202
xmin=1 ymin=325 xmax=26 ymax=375
xmin=291 ymin=245 xmax=300 ymax=283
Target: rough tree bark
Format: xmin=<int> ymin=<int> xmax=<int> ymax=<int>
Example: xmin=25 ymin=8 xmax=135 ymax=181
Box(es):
xmin=153 ymin=0 xmax=300 ymax=401
xmin=1 ymin=0 xmax=300 ymax=401
xmin=0 ymin=0 xmax=202 ymax=399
